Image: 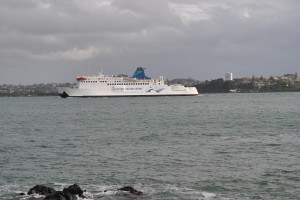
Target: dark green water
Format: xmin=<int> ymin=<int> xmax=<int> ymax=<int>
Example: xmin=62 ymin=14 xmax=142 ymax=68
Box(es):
xmin=0 ymin=93 xmax=299 ymax=199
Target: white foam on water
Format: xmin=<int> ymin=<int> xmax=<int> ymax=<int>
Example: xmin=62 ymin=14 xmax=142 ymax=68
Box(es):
xmin=163 ymin=184 xmax=218 ymax=199
xmin=135 ymin=183 xmax=154 ymax=196
xmin=81 ymin=191 xmax=94 ymax=200
xmin=78 ymin=184 xmax=122 ymax=199
xmin=53 ymin=182 xmax=73 ymax=190
xmin=84 ymin=184 xmax=121 ymax=192
xmin=20 ymin=193 xmax=45 ymax=200
xmin=71 ymin=183 xmax=152 ymax=200
xmin=93 ymin=189 xmax=118 ymax=196
xmin=54 ymin=182 xmax=71 ymax=186
xmin=77 ymin=194 xmax=94 ymax=200
xmin=201 ymin=191 xmax=217 ymax=199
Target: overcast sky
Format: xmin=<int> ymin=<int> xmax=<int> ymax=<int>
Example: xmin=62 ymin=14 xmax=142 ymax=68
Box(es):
xmin=1 ymin=0 xmax=300 ymax=84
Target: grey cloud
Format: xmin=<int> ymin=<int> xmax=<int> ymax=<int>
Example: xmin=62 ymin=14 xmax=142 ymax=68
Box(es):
xmin=0 ymin=0 xmax=299 ymax=84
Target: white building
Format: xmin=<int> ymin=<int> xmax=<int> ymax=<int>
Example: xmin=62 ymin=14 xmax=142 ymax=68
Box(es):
xmin=225 ymin=72 xmax=233 ymax=81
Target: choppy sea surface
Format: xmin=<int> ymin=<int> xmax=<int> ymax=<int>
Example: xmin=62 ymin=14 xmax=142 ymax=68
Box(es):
xmin=0 ymin=93 xmax=299 ymax=200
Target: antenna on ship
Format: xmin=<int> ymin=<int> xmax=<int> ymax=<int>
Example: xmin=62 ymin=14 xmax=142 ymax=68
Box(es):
xmin=97 ymin=69 xmax=103 ymax=75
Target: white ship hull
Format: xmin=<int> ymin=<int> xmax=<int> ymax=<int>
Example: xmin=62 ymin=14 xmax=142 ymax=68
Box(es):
xmin=58 ymin=85 xmax=198 ymax=97
xmin=58 ymin=67 xmax=198 ymax=98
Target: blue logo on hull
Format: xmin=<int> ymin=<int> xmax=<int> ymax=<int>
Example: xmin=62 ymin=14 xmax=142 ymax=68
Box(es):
xmin=146 ymin=87 xmax=164 ymax=93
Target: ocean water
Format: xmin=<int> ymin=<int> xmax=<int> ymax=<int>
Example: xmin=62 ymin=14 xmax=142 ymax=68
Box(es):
xmin=0 ymin=93 xmax=299 ymax=200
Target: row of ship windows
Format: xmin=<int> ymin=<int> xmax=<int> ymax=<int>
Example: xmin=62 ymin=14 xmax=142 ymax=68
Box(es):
xmin=107 ymin=83 xmax=151 ymax=85
xmin=82 ymin=81 xmax=107 ymax=83
xmin=80 ymin=81 xmax=152 ymax=85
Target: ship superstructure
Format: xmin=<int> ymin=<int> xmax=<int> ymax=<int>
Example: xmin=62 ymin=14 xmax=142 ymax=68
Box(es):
xmin=58 ymin=67 xmax=198 ymax=98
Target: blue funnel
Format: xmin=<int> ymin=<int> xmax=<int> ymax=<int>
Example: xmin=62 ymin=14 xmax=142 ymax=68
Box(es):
xmin=131 ymin=67 xmax=151 ymax=80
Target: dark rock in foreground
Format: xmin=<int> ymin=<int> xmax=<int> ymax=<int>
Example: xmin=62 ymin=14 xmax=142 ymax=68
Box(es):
xmin=27 ymin=184 xmax=84 ymax=200
xmin=27 ymin=185 xmax=56 ymax=196
xmin=118 ymin=186 xmax=143 ymax=195
xmin=63 ymin=184 xmax=84 ymax=197
xmin=44 ymin=191 xmax=66 ymax=200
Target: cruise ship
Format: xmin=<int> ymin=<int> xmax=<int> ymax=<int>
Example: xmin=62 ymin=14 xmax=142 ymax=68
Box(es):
xmin=57 ymin=67 xmax=198 ymax=98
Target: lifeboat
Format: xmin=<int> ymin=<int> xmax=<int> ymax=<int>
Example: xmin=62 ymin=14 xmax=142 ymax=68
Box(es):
xmin=76 ymin=76 xmax=87 ymax=81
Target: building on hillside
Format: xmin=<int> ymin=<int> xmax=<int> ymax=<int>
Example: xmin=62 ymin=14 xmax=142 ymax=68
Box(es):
xmin=225 ymin=72 xmax=233 ymax=81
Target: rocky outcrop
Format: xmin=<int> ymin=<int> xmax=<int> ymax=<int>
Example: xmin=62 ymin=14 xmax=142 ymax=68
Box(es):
xmin=26 ymin=184 xmax=143 ymax=199
xmin=118 ymin=186 xmax=143 ymax=195
xmin=62 ymin=184 xmax=84 ymax=197
xmin=27 ymin=185 xmax=56 ymax=196
xmin=43 ymin=191 xmax=67 ymax=200
xmin=27 ymin=184 xmax=84 ymax=200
